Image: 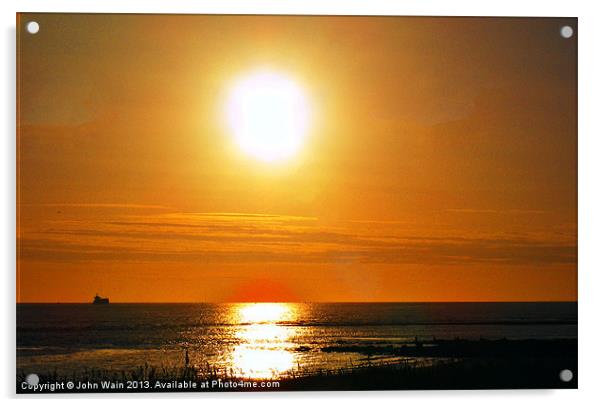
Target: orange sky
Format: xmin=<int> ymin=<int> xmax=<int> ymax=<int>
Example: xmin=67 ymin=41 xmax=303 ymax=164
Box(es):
xmin=17 ymin=14 xmax=577 ymax=302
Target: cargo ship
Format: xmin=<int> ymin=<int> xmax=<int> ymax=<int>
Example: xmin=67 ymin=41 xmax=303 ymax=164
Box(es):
xmin=92 ymin=294 xmax=109 ymax=304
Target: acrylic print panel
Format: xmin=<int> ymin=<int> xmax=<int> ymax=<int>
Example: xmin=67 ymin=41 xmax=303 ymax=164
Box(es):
xmin=16 ymin=13 xmax=577 ymax=393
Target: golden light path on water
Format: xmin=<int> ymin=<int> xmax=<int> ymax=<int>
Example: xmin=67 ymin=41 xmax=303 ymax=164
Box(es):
xmin=230 ymin=303 xmax=298 ymax=379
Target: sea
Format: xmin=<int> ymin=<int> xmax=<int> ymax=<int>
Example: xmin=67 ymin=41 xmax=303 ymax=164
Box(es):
xmin=17 ymin=302 xmax=577 ymax=379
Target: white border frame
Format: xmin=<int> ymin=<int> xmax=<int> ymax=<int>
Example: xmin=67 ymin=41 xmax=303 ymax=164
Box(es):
xmin=3 ymin=1 xmax=601 ymax=406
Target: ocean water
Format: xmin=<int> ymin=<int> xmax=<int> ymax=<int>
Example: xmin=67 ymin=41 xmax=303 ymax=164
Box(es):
xmin=17 ymin=302 xmax=577 ymax=379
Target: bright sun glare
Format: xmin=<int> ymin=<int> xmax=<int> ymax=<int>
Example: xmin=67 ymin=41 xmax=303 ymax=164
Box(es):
xmin=238 ymin=303 xmax=290 ymax=324
xmin=226 ymin=71 xmax=310 ymax=162
xmin=233 ymin=303 xmax=296 ymax=378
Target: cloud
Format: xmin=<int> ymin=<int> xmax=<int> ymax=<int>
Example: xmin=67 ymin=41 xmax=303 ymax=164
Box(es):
xmin=445 ymin=208 xmax=551 ymax=215
xmin=20 ymin=203 xmax=173 ymax=210
xmin=18 ymin=212 xmax=576 ymax=266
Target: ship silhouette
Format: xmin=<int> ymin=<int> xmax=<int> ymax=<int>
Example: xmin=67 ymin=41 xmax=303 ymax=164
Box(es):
xmin=92 ymin=294 xmax=109 ymax=304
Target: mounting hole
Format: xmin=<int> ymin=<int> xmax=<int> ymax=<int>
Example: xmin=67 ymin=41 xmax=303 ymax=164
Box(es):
xmin=25 ymin=373 xmax=39 ymax=386
xmin=559 ymin=369 xmax=573 ymax=382
xmin=560 ymin=25 xmax=573 ymax=39
xmin=26 ymin=21 xmax=40 ymax=34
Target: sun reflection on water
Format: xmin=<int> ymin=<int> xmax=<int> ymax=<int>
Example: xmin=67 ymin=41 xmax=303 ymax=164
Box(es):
xmin=229 ymin=303 xmax=298 ymax=379
xmin=238 ymin=302 xmax=294 ymax=324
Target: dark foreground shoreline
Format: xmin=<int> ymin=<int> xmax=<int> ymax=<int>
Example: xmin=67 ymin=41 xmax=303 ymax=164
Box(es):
xmin=17 ymin=338 xmax=577 ymax=393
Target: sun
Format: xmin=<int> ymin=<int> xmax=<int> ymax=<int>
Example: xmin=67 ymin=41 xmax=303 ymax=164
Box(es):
xmin=226 ymin=71 xmax=310 ymax=162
